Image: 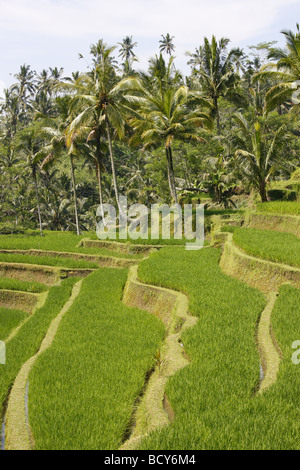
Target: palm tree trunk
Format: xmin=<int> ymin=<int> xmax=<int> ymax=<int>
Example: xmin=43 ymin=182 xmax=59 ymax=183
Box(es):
xmin=165 ymin=146 xmax=178 ymax=203
xmin=259 ymin=179 xmax=268 ymax=202
xmin=105 ymin=120 xmax=120 ymax=209
xmin=70 ymin=155 xmax=80 ymax=236
xmin=10 ymin=176 xmax=18 ymax=225
xmin=95 ymin=132 xmax=106 ymax=223
xmin=96 ymin=159 xmax=105 ymax=220
xmin=32 ymin=166 xmax=43 ymax=237
xmin=214 ymin=96 xmax=221 ymax=135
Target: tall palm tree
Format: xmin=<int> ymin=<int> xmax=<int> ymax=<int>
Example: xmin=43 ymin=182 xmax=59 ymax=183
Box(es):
xmin=39 ymin=119 xmax=82 ymax=235
xmin=186 ymin=47 xmax=202 ymax=74
xmin=159 ymin=34 xmax=175 ymax=56
xmin=79 ymin=138 xmax=108 ymax=221
xmin=118 ymin=36 xmax=138 ymax=75
xmin=12 ymin=64 xmax=36 ymax=121
xmin=234 ymin=113 xmax=285 ymax=201
xmin=14 ymin=124 xmax=44 ymax=235
xmin=65 ymin=41 xmax=136 ymax=215
xmin=193 ymin=36 xmax=243 ymax=134
xmin=120 ymin=57 xmax=212 ymax=203
xmin=255 ymin=24 xmax=300 ymax=114
xmin=1 ymin=88 xmax=21 ymax=138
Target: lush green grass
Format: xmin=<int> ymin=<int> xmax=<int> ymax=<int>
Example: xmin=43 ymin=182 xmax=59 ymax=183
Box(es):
xmin=0 ymin=277 xmax=78 ymax=421
xmin=0 ymin=278 xmax=48 ymax=293
xmin=256 ymin=201 xmax=300 ymax=216
xmin=0 ymin=308 xmax=28 ymax=340
xmin=137 ymin=248 xmax=300 ymax=449
xmin=0 ymin=252 xmax=98 ymax=269
xmin=137 ymin=247 xmax=266 ymax=449
xmin=91 ymin=229 xmax=209 ymax=247
xmin=233 ymin=227 xmax=300 ymax=268
xmin=248 ymin=285 xmax=300 ymax=449
xmin=29 ymin=268 xmax=165 ymax=450
xmin=0 ymin=230 xmax=208 ymax=257
xmin=0 ymin=232 xmax=138 ymax=259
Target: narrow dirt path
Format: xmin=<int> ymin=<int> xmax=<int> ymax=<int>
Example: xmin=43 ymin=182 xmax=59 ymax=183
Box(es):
xmin=4 ymin=280 xmax=82 ymax=450
xmin=257 ymin=292 xmax=282 ymax=394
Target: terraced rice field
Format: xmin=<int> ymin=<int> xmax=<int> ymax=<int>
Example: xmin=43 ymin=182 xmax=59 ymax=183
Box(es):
xmin=233 ymin=228 xmax=300 ymax=268
xmin=0 ymin=308 xmax=28 ymax=340
xmin=0 ymin=278 xmax=48 ymax=293
xmin=256 ymin=201 xmax=300 ymax=216
xmin=29 ymin=269 xmax=165 ymax=450
xmin=0 ymin=232 xmax=142 ymax=259
xmin=0 ymin=210 xmax=299 ymax=450
xmin=137 ymin=247 xmax=300 ymax=449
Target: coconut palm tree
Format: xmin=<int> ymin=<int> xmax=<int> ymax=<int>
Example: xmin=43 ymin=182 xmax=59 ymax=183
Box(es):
xmin=11 ymin=64 xmax=36 ymax=121
xmin=39 ymin=123 xmax=82 ymax=235
xmin=255 ymin=24 xmax=300 ymax=114
xmin=1 ymin=88 xmax=21 ymax=138
xmin=65 ymin=41 xmax=136 ymax=215
xmin=118 ymin=36 xmax=138 ymax=75
xmin=234 ymin=112 xmax=285 ymax=201
xmin=186 ymin=47 xmax=202 ymax=74
xmin=14 ymin=123 xmax=44 ymax=235
xmin=193 ymin=36 xmax=244 ymax=134
xmin=119 ymin=56 xmax=213 ymax=203
xmin=159 ymin=34 xmax=175 ymax=56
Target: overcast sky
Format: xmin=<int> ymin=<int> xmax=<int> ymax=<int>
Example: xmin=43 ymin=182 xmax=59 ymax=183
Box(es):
xmin=1 ymin=0 xmax=299 ymax=97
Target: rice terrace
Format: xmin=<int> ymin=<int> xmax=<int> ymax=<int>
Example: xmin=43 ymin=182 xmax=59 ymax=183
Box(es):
xmin=0 ymin=1 xmax=300 ymax=454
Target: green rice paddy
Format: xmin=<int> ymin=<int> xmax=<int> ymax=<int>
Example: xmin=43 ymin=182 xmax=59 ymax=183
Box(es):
xmin=0 ymin=308 xmax=28 ymax=341
xmin=233 ymin=227 xmax=300 ymax=268
xmin=29 ymin=268 xmax=165 ymax=450
xmin=256 ymin=201 xmax=300 ymax=216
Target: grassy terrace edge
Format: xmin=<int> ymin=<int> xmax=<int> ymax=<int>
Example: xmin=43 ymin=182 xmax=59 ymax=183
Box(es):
xmin=0 ymin=277 xmax=78 ymax=440
xmin=136 ymin=246 xmax=300 ymax=449
xmin=233 ymin=227 xmax=300 ymax=269
xmin=28 ymin=268 xmax=165 ymax=450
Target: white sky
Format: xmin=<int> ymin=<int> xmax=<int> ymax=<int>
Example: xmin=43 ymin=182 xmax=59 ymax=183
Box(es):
xmin=0 ymin=0 xmax=299 ymax=97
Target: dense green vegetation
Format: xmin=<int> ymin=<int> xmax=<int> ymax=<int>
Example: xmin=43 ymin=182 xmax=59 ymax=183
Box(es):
xmin=137 ymin=247 xmax=300 ymax=449
xmin=0 ymin=252 xmax=98 ymax=269
xmin=138 ymin=247 xmax=265 ymax=449
xmin=1 ymin=27 xmax=300 ymax=236
xmin=0 ymin=307 xmax=28 ymax=340
xmin=0 ymin=278 xmax=48 ymax=293
xmin=29 ymin=268 xmax=165 ymax=450
xmin=233 ymin=227 xmax=300 ymax=268
xmin=0 ymin=19 xmax=300 ymax=452
xmin=256 ymin=201 xmax=300 ymax=216
xmin=252 ymin=285 xmax=300 ymax=449
xmin=0 ymin=232 xmax=139 ymax=259
xmin=0 ymin=278 xmax=77 ymax=421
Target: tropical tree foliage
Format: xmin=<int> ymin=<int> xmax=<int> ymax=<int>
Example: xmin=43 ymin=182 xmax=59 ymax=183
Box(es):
xmin=0 ymin=28 xmax=299 ymax=233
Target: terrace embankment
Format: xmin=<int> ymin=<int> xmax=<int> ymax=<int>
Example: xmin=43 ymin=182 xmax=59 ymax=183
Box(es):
xmin=0 ymin=289 xmax=41 ymax=314
xmin=79 ymin=238 xmax=163 ymax=255
xmin=0 ymin=262 xmax=60 ymax=286
xmin=0 ymin=261 xmax=95 ymax=285
xmin=4 ymin=280 xmax=83 ymax=450
xmin=246 ymin=213 xmax=300 ymax=237
xmin=0 ymin=249 xmax=139 ymax=269
xmin=220 ymin=234 xmax=288 ymax=394
xmin=120 ymin=265 xmax=197 ymax=450
xmin=220 ymin=233 xmax=300 ymax=293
